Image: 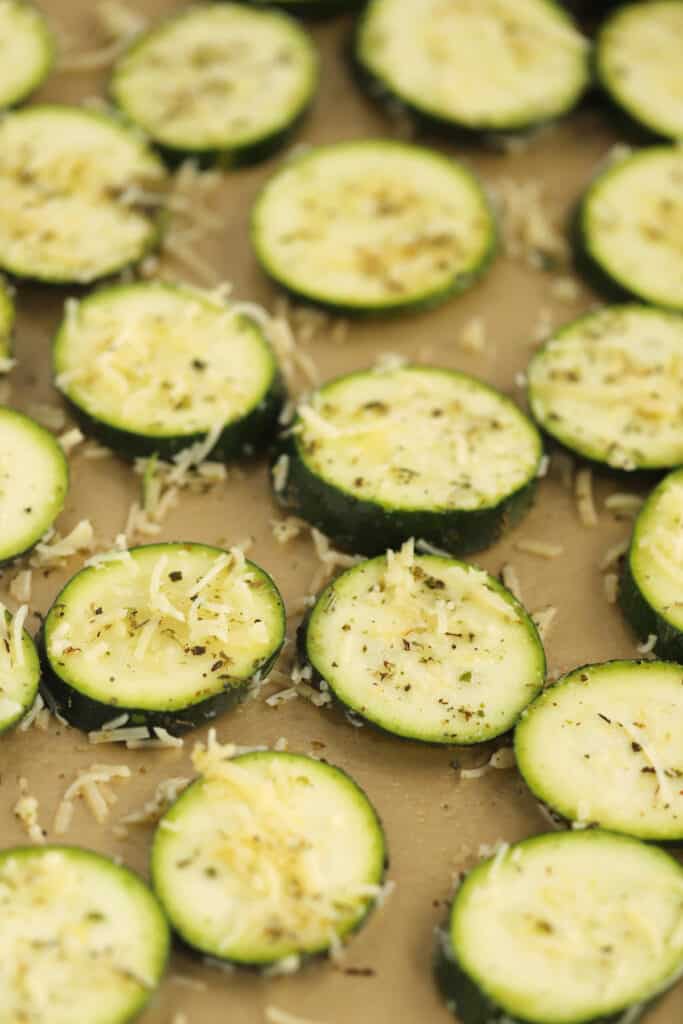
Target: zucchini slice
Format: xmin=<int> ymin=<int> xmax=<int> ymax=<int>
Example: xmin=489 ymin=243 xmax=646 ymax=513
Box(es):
xmin=515 ymin=660 xmax=683 ymax=841
xmin=436 ymin=831 xmax=683 ymax=1024
xmin=355 ymin=0 xmax=590 ymax=134
xmin=0 ymin=407 xmax=68 ymax=565
xmin=0 ymin=845 xmax=169 ymax=1024
xmin=151 ymin=748 xmax=387 ymax=966
xmin=0 ymin=1 xmax=54 ymax=109
xmin=251 ymin=140 xmax=495 ymax=313
xmin=41 ymin=543 xmax=285 ymax=733
xmin=596 ymin=2 xmax=683 ymax=141
xmin=577 ymin=146 xmax=683 ymax=311
xmin=0 ymin=606 xmax=40 ymax=734
xmin=620 ymin=468 xmax=683 ymax=662
xmin=0 ymin=105 xmax=166 ymax=284
xmin=0 ymin=279 xmax=15 ymax=365
xmin=110 ymin=3 xmax=318 ymax=164
xmin=527 ymin=304 xmax=683 ymax=471
xmin=273 ymin=365 xmax=542 ymax=556
xmin=303 ymin=541 xmax=545 ymax=743
xmin=53 ymin=282 xmax=282 ymax=460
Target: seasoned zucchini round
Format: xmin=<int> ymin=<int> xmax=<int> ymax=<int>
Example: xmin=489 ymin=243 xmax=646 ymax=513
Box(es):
xmin=527 ymin=304 xmax=683 ymax=471
xmin=515 ymin=660 xmax=683 ymax=841
xmin=0 ymin=105 xmax=166 ymax=284
xmin=151 ymin=749 xmax=387 ymax=966
xmin=304 ymin=541 xmax=545 ymax=743
xmin=355 ymin=0 xmax=590 ymax=134
xmin=110 ymin=3 xmax=318 ymax=164
xmin=577 ymin=146 xmax=683 ymax=310
xmin=0 ymin=407 xmax=68 ymax=565
xmin=41 ymin=543 xmax=286 ymax=733
xmin=0 ymin=279 xmax=15 ymax=365
xmin=273 ymin=365 xmax=542 ymax=556
xmin=596 ymin=1 xmax=683 ymax=141
xmin=251 ymin=140 xmax=495 ymax=313
xmin=620 ymin=468 xmax=683 ymax=662
xmin=0 ymin=606 xmax=40 ymax=734
xmin=53 ymin=282 xmax=282 ymax=460
xmin=436 ymin=831 xmax=683 ymax=1024
xmin=0 ymin=845 xmax=169 ymax=1024
xmin=0 ymin=1 xmax=54 ymax=109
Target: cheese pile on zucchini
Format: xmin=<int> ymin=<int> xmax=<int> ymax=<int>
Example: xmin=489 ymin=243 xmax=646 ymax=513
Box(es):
xmin=437 ymin=831 xmax=683 ymax=1024
xmin=152 ymin=742 xmax=387 ymax=966
xmin=0 ymin=106 xmax=166 ymax=284
xmin=0 ymin=406 xmax=68 ymax=565
xmin=252 ymin=140 xmax=495 ymax=312
xmin=0 ymin=605 xmax=39 ymax=734
xmin=0 ymin=0 xmax=53 ymax=109
xmin=0 ymin=846 xmax=169 ymax=1024
xmin=275 ymin=365 xmax=542 ymax=555
xmin=578 ymin=146 xmax=683 ymax=310
xmin=111 ymin=3 xmax=318 ymax=162
xmin=42 ymin=543 xmax=285 ymax=733
xmin=53 ymin=282 xmax=282 ymax=459
xmin=621 ymin=468 xmax=683 ymax=662
xmin=528 ymin=304 xmax=683 ymax=470
xmin=596 ymin=1 xmax=683 ymax=140
xmin=303 ymin=541 xmax=545 ymax=743
xmin=516 ymin=659 xmax=683 ymax=841
xmin=355 ymin=0 xmax=590 ymax=133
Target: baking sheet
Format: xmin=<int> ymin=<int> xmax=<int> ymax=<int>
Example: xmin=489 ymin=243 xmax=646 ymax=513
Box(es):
xmin=1 ymin=4 xmax=681 ymax=1022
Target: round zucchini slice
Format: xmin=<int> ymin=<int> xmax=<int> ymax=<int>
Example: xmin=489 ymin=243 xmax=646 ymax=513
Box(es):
xmin=527 ymin=304 xmax=683 ymax=471
xmin=0 ymin=279 xmax=15 ymax=365
xmin=41 ymin=543 xmax=286 ymax=733
xmin=110 ymin=3 xmax=318 ymax=164
xmin=151 ymin=749 xmax=387 ymax=966
xmin=273 ymin=365 xmax=542 ymax=556
xmin=620 ymin=468 xmax=683 ymax=662
xmin=0 ymin=606 xmax=40 ymax=734
xmin=0 ymin=1 xmax=54 ymax=109
xmin=436 ymin=831 xmax=683 ymax=1024
xmin=0 ymin=105 xmax=166 ymax=284
xmin=53 ymin=282 xmax=282 ymax=460
xmin=0 ymin=407 xmax=68 ymax=565
xmin=577 ymin=146 xmax=683 ymax=310
xmin=515 ymin=660 xmax=683 ymax=841
xmin=0 ymin=845 xmax=169 ymax=1024
xmin=251 ymin=140 xmax=495 ymax=313
xmin=303 ymin=541 xmax=545 ymax=743
xmin=355 ymin=0 xmax=590 ymax=134
xmin=596 ymin=2 xmax=683 ymax=141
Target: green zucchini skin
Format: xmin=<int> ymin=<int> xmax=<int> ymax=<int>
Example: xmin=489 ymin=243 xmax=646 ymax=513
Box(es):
xmin=569 ymin=199 xmax=635 ymax=306
xmin=0 ymin=279 xmax=15 ymax=362
xmin=60 ymin=375 xmax=285 ymax=462
xmin=619 ymin=554 xmax=683 ymax=664
xmin=38 ymin=628 xmax=282 ymax=735
xmin=273 ymin=433 xmax=537 ymax=557
xmin=0 ymin=1 xmax=55 ymax=109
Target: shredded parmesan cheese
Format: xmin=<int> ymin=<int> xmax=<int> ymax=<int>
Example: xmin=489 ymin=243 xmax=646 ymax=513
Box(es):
xmin=636 ymin=634 xmax=658 ymax=656
xmin=501 ymin=564 xmax=523 ymax=602
xmin=8 ymin=569 xmax=31 ymax=604
xmin=531 ymin=605 xmax=558 ymax=642
xmin=599 ymin=539 xmax=630 ymax=572
xmin=514 ymin=539 xmax=564 ymax=559
xmin=265 ymin=1009 xmax=325 ymax=1024
xmin=458 ymin=316 xmax=486 ymax=354
xmin=13 ymin=778 xmax=45 ymax=844
xmin=58 ymin=427 xmax=84 ymax=454
xmin=118 ymin=777 xmax=190 ymax=829
xmin=30 ymin=519 xmax=95 ymax=568
xmin=54 ymin=763 xmax=131 ymax=834
xmin=604 ymin=573 xmax=619 ymax=605
xmin=271 ymin=517 xmax=304 ymax=545
xmin=575 ymin=468 xmax=598 ymax=527
xmin=604 ymin=493 xmax=644 ymax=518
xmin=491 ymin=177 xmax=569 ymax=270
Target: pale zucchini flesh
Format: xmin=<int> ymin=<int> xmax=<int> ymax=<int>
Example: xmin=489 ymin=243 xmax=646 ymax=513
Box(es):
xmin=438 ymin=831 xmax=683 ymax=1024
xmin=0 ymin=105 xmax=166 ymax=284
xmin=0 ymin=407 xmax=68 ymax=564
xmin=579 ymin=146 xmax=683 ymax=311
xmin=110 ymin=3 xmax=318 ymax=160
xmin=0 ymin=1 xmax=54 ymax=109
xmin=252 ymin=141 xmax=495 ymax=312
xmin=305 ymin=545 xmax=545 ymax=743
xmin=596 ymin=1 xmax=683 ymax=140
xmin=355 ymin=0 xmax=590 ymax=132
xmin=42 ymin=543 xmax=285 ymax=730
xmin=527 ymin=305 xmax=683 ymax=470
xmin=53 ymin=282 xmax=281 ymax=457
xmin=0 ymin=845 xmax=169 ymax=1024
xmin=515 ymin=660 xmax=683 ymax=840
xmin=0 ymin=608 xmax=40 ymax=734
xmin=151 ymin=751 xmax=387 ymax=965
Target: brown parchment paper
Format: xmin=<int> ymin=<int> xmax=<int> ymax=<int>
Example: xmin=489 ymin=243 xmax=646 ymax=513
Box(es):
xmin=1 ymin=4 xmax=681 ymax=1023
